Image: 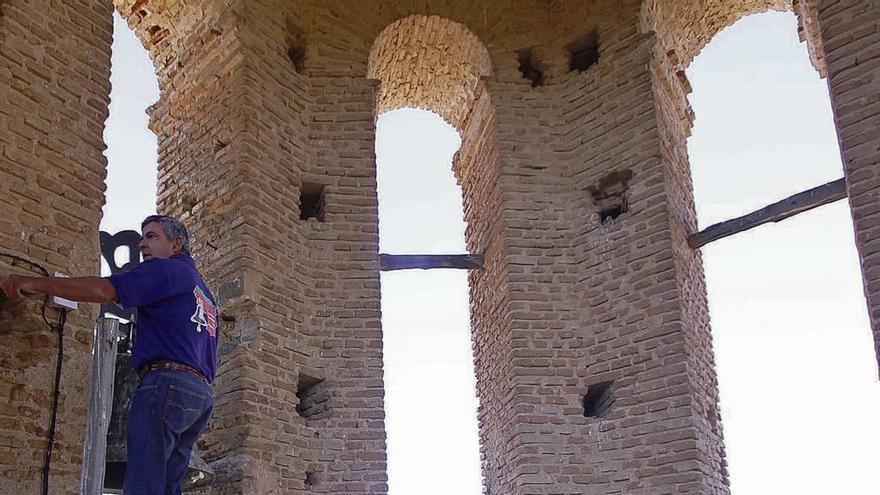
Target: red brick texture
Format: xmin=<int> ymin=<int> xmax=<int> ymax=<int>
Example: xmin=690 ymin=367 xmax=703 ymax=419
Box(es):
xmin=2 ymin=0 xmax=878 ymax=493
xmin=0 ymin=1 xmax=112 ymax=493
xmin=815 ymin=0 xmax=880 ymax=375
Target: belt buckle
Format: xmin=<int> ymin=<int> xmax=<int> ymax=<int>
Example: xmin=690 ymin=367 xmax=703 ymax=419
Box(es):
xmin=138 ymin=361 xmax=165 ymax=380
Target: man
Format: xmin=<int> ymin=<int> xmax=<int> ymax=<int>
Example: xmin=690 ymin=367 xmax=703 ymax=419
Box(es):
xmin=1 ymin=215 xmax=219 ymax=495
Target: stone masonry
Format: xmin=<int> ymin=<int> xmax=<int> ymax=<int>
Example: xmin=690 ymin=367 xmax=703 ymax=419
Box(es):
xmin=0 ymin=1 xmax=877 ymax=494
xmin=0 ymin=1 xmax=112 ymax=493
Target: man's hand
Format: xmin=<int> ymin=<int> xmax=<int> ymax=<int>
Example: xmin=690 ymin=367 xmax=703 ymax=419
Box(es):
xmin=1 ymin=275 xmax=35 ymax=301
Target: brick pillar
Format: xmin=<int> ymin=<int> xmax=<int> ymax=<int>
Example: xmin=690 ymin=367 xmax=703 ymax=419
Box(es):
xmin=125 ymin=2 xmax=732 ymax=494
xmin=0 ymin=0 xmax=112 ymax=493
xmin=815 ymin=0 xmax=880 ymax=375
xmin=131 ymin=0 xmax=387 ymax=492
xmin=461 ymin=5 xmax=729 ymax=494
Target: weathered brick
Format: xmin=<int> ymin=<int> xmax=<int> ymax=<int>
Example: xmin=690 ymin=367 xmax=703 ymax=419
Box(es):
xmin=3 ymin=1 xmax=879 ymax=494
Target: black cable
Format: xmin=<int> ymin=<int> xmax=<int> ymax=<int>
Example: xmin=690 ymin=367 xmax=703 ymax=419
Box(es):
xmin=41 ymin=308 xmax=66 ymax=495
xmin=0 ymin=252 xmax=66 ymax=495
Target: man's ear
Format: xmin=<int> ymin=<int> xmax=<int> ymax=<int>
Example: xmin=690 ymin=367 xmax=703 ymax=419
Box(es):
xmin=173 ymin=237 xmax=184 ymax=253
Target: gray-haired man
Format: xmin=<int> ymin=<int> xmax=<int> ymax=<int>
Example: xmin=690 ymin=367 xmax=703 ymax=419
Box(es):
xmin=2 ymin=215 xmax=219 ymax=494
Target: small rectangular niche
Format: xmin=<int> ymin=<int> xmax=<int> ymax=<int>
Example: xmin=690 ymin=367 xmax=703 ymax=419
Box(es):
xmin=296 ymin=372 xmax=329 ymax=420
xmin=299 ymin=182 xmax=326 ymax=222
xmin=582 ymin=381 xmax=614 ymax=418
xmin=288 ymin=45 xmax=306 ymax=73
xmin=517 ymin=47 xmax=545 ymax=87
xmin=567 ymin=29 xmax=599 ymax=72
xmin=304 ymin=470 xmax=318 ymax=490
xmin=286 ymin=16 xmax=307 ymax=73
xmin=587 ymin=169 xmax=632 ymax=225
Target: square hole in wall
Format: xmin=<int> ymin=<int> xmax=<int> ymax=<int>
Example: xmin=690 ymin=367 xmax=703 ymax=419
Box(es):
xmin=286 ymin=17 xmax=307 ymax=73
xmin=583 ymin=381 xmax=614 ymax=418
xmin=296 ymin=372 xmax=329 ymax=420
xmin=299 ymin=182 xmax=326 ymax=221
xmin=567 ymin=29 xmax=599 ymax=72
xmin=599 ymin=204 xmax=625 ymax=223
xmin=288 ymin=45 xmax=306 ymax=73
xmin=587 ymin=169 xmax=632 ymax=226
xmin=517 ymin=47 xmax=545 ymax=87
xmin=304 ymin=470 xmax=318 ymax=490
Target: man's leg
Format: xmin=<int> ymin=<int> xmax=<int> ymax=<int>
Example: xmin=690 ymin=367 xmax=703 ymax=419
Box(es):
xmin=161 ymin=372 xmax=213 ymax=495
xmin=123 ymin=374 xmax=168 ymax=495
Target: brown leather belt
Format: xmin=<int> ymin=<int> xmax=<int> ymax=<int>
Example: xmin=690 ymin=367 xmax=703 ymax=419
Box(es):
xmin=138 ymin=360 xmax=208 ymax=383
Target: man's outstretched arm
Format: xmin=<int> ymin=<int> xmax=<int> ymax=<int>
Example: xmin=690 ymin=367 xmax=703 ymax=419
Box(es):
xmin=1 ymin=275 xmax=117 ymax=304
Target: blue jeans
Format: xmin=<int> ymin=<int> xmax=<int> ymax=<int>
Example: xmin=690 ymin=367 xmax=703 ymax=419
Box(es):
xmin=123 ymin=369 xmax=213 ymax=495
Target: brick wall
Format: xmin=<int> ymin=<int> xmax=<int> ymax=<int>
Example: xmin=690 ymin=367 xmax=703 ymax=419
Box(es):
xmin=3 ymin=0 xmax=877 ymax=493
xmin=814 ymin=0 xmax=880 ymax=373
xmin=119 ymin=0 xmax=736 ymax=493
xmin=364 ymin=2 xmax=732 ymax=493
xmin=648 ymin=36 xmax=729 ymax=495
xmin=641 ymin=0 xmax=791 ymax=69
xmin=0 ymin=0 xmax=112 ymax=493
xmin=122 ymin=0 xmax=390 ymax=492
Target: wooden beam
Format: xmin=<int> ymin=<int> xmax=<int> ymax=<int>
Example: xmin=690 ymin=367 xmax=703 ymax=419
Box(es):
xmin=81 ymin=317 xmax=119 ymax=495
xmin=689 ymin=178 xmax=847 ymax=249
xmin=380 ymin=254 xmax=484 ymax=271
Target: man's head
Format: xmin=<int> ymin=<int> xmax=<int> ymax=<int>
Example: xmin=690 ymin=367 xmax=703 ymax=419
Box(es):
xmin=139 ymin=215 xmax=191 ymax=260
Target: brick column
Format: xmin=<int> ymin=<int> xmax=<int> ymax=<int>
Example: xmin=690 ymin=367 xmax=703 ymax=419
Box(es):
xmin=815 ymin=0 xmax=880 ymax=374
xmin=460 ymin=4 xmax=730 ymax=493
xmin=123 ymin=2 xmax=734 ymax=494
xmin=130 ymin=0 xmax=388 ymax=492
xmin=0 ymin=0 xmax=112 ymax=493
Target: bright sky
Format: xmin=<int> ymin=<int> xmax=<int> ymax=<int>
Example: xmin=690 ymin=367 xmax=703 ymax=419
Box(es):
xmin=103 ymin=10 xmax=878 ymax=495
xmin=687 ymin=12 xmax=879 ymax=495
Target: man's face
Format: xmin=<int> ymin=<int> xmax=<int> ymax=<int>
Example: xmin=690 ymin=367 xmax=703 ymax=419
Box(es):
xmin=139 ymin=221 xmax=182 ymax=261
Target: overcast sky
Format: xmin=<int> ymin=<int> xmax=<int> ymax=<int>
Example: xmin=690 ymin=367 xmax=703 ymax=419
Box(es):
xmin=103 ymin=11 xmax=879 ymax=495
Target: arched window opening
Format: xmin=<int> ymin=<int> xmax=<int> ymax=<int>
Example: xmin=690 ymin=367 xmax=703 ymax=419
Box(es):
xmin=687 ymin=12 xmax=880 ymax=495
xmin=368 ymin=15 xmax=494 ymax=495
xmin=101 ymin=11 xmax=160 ymax=245
xmin=377 ymin=107 xmax=481 ymax=495
xmin=90 ymin=11 xmax=163 ymax=492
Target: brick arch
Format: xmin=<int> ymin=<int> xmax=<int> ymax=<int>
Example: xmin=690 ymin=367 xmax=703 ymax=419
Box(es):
xmin=639 ymin=0 xmax=828 ymax=145
xmin=112 ymin=0 xmax=180 ymax=80
xmin=367 ymin=15 xmax=493 ymax=132
xmin=641 ymin=0 xmax=827 ymax=75
xmin=641 ymin=0 xmax=791 ymax=69
xmin=367 ymin=15 xmax=510 ymax=493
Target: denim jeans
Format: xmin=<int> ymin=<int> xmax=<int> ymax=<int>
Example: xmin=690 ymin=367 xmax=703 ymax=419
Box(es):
xmin=123 ymin=369 xmax=213 ymax=495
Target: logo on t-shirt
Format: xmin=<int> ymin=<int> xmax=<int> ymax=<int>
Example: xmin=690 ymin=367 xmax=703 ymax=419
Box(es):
xmin=191 ymin=286 xmax=218 ymax=337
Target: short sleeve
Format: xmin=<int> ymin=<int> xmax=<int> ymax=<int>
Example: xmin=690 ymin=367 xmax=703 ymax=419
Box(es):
xmin=108 ymin=259 xmax=188 ymax=309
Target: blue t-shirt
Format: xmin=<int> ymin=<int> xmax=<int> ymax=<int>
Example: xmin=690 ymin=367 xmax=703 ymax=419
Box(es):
xmin=108 ymin=253 xmax=219 ymax=382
